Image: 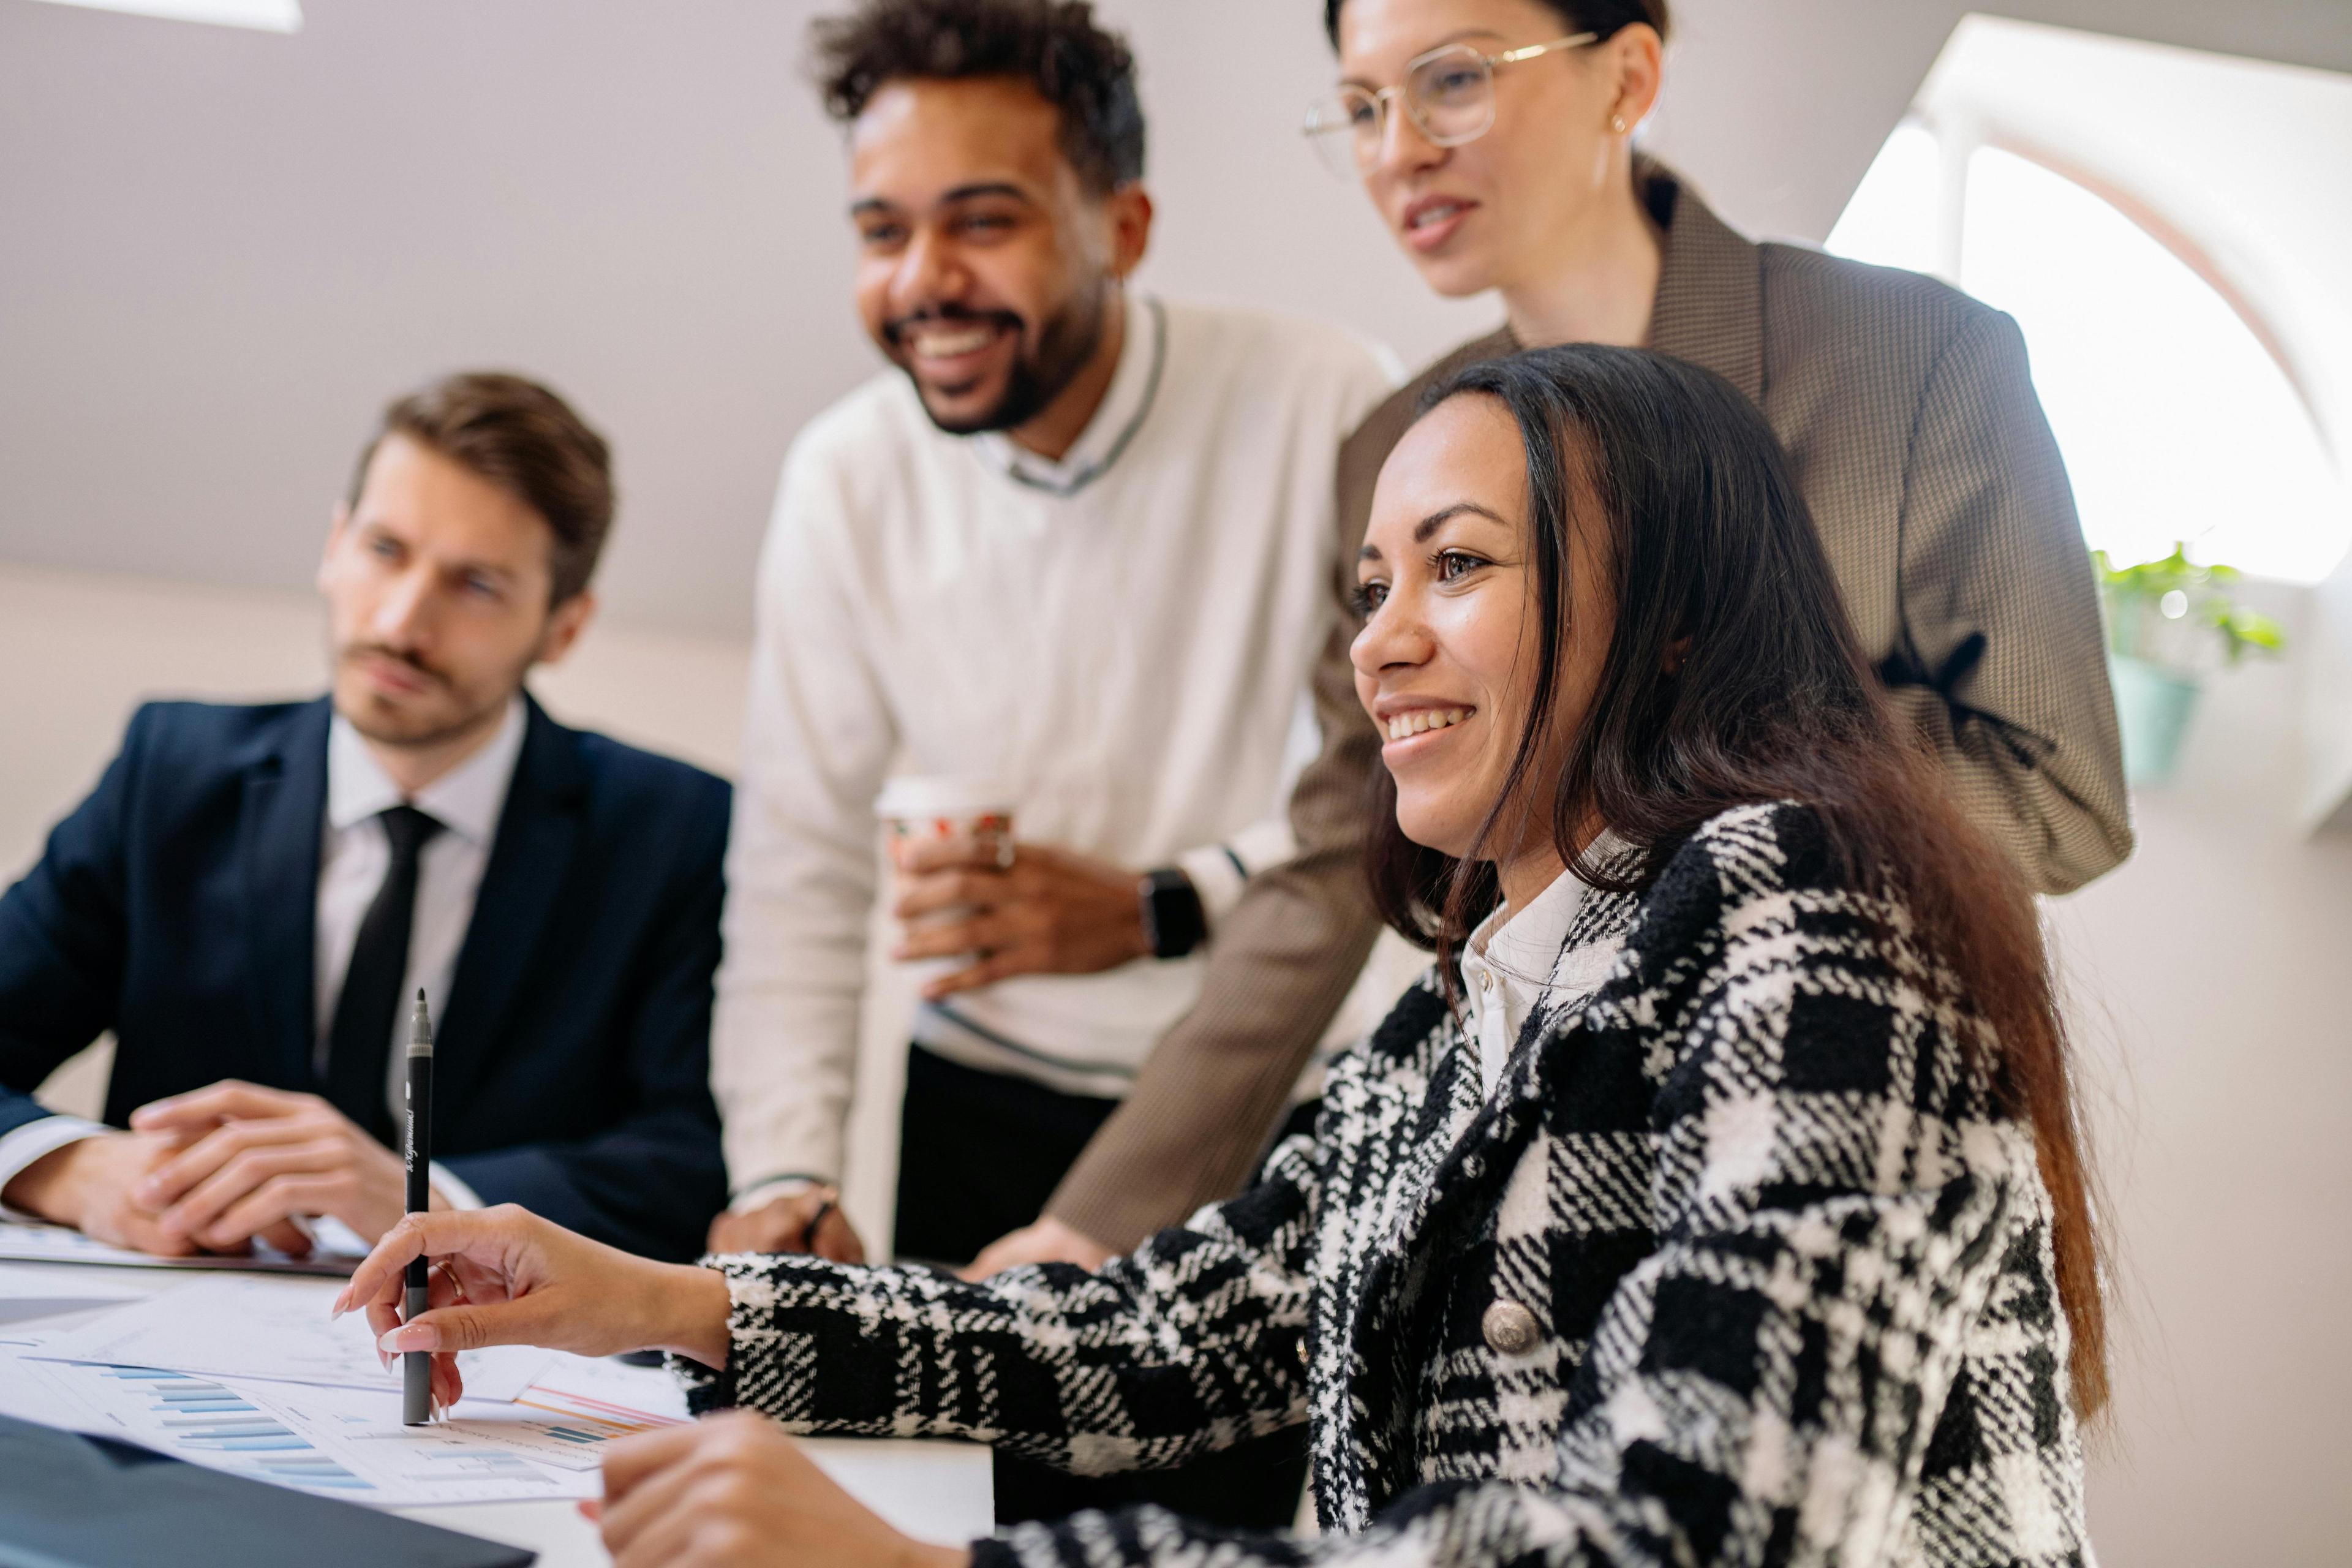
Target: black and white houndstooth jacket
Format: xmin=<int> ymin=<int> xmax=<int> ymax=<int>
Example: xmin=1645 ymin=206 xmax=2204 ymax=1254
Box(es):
xmin=681 ymin=802 xmax=2092 ymax=1566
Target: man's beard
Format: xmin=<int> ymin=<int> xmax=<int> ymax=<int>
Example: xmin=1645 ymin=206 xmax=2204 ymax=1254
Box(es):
xmin=888 ymin=280 xmax=1110 ymax=437
xmin=333 ymin=642 xmax=519 ymax=752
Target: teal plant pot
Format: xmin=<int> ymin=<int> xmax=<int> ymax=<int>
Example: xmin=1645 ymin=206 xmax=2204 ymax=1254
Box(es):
xmin=2108 ymin=654 xmax=2201 ymax=786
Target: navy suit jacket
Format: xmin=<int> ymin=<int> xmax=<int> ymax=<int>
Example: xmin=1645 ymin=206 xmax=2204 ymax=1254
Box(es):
xmin=0 ymin=695 xmax=731 ymax=1261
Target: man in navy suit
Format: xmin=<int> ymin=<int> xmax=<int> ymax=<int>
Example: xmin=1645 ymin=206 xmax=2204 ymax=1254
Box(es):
xmin=0 ymin=372 xmax=729 ymax=1262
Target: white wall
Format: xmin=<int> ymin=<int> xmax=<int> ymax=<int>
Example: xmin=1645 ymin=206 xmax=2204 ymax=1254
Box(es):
xmin=5 ymin=0 xmax=2348 ymax=639
xmin=2046 ymin=579 xmax=2352 ymax=1564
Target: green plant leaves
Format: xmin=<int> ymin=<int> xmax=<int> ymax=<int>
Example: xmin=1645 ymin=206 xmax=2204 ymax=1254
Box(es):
xmin=2093 ymin=542 xmax=2285 ymax=669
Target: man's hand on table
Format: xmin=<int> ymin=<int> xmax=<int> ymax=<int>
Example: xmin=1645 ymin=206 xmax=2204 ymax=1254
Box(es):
xmin=891 ymin=837 xmax=1150 ymax=1000
xmin=584 ymin=1410 xmax=971 ymax=1568
xmin=706 ymin=1185 xmax=866 ymax=1262
xmin=2 ymin=1129 xmax=202 ymax=1255
xmin=126 ymin=1080 xmax=440 ymax=1252
xmin=960 ymin=1215 xmax=1112 ymax=1281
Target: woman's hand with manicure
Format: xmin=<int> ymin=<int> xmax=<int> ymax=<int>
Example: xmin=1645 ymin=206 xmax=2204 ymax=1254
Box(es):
xmin=333 ymin=1204 xmax=734 ymax=1404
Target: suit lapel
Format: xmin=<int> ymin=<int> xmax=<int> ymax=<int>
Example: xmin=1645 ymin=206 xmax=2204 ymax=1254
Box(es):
xmin=239 ymin=699 xmax=331 ymax=1085
xmin=435 ymin=695 xmax=587 ymax=1115
xmin=1641 ymin=160 xmax=1768 ymax=405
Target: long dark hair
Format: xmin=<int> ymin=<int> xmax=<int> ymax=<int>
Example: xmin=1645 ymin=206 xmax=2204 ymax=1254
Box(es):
xmin=1366 ymin=344 xmax=2108 ymax=1417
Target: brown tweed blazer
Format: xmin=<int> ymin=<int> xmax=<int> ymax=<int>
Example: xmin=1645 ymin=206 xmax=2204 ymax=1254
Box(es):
xmin=1046 ymin=161 xmax=2129 ymax=1250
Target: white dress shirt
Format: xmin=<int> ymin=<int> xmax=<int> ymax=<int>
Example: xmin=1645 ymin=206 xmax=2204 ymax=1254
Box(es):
xmin=1459 ymin=847 xmax=1630 ymax=1096
xmin=711 ymin=293 xmax=1394 ymax=1200
xmin=0 ymin=697 xmax=526 ymax=1223
xmin=314 ymin=695 xmax=526 ymax=1118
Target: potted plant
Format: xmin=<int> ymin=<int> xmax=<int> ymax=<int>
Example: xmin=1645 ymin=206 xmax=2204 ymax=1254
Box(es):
xmin=2094 ymin=543 xmax=2286 ymax=785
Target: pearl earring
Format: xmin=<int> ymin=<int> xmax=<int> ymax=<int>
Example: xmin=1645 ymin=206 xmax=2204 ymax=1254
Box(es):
xmin=1610 ymin=113 xmax=1629 ymax=135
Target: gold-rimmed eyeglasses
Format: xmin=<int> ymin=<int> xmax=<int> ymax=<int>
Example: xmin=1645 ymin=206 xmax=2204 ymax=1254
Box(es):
xmin=1302 ymin=33 xmax=1599 ymax=178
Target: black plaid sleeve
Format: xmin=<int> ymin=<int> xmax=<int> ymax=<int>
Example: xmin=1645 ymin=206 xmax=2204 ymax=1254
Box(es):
xmin=674 ymin=1129 xmax=1321 ymax=1474
xmin=978 ymin=804 xmax=2073 ymax=1568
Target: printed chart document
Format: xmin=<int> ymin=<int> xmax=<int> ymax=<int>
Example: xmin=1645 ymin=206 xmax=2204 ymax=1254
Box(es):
xmin=28 ymin=1273 xmax=552 ymax=1400
xmin=445 ymin=1351 xmax=692 ymax=1469
xmin=0 ymin=1262 xmax=995 ymax=1537
xmin=18 ymin=1358 xmax=596 ymax=1507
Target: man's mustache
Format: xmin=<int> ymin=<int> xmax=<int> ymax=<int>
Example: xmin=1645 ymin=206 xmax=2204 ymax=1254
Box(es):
xmin=342 ymin=643 xmax=447 ymax=688
xmin=881 ymin=304 xmax=1024 ymax=349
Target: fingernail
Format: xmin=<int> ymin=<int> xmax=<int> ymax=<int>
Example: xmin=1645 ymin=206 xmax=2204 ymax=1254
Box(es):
xmin=135 ymin=1182 xmax=162 ymax=1204
xmin=380 ymin=1325 xmax=437 ymax=1353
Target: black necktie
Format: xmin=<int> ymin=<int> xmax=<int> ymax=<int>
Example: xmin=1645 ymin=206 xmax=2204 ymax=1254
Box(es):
xmin=323 ymin=804 xmax=443 ymax=1146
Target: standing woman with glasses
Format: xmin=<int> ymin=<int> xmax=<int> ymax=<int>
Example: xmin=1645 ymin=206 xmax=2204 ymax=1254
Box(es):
xmin=1294 ymin=0 xmax=2130 ymax=905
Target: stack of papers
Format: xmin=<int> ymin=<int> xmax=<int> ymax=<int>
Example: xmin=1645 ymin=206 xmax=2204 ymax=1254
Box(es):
xmin=0 ymin=1221 xmax=355 ymax=1275
xmin=0 ymin=1270 xmax=692 ymax=1509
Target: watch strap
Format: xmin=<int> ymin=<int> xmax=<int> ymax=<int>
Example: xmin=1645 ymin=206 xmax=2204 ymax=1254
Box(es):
xmin=1139 ymin=867 xmax=1206 ymax=959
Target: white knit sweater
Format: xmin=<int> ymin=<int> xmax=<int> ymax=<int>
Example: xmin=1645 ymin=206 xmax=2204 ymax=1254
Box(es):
xmin=710 ymin=293 xmax=1392 ymax=1195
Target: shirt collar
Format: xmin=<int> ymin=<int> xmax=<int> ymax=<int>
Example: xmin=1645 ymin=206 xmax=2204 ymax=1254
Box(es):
xmin=327 ymin=695 xmax=527 ymax=847
xmin=970 ymin=292 xmax=1164 ymax=497
xmin=1460 ymin=830 xmax=1635 ymax=1027
xmin=1466 ymin=861 xmax=1594 ymax=1005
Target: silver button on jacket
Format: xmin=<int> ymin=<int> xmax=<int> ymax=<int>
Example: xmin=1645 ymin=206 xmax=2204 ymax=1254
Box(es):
xmin=1480 ymin=1298 xmax=1540 ymax=1356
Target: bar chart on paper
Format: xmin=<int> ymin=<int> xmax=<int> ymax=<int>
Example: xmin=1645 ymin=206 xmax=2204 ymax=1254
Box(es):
xmin=323 ymin=1416 xmax=579 ymax=1493
xmin=56 ymin=1365 xmax=378 ymax=1496
xmin=446 ymin=1352 xmax=692 ymax=1470
xmin=24 ymin=1359 xmax=590 ymax=1506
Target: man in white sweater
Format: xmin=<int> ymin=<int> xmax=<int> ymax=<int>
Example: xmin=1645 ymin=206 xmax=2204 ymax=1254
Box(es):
xmin=704 ymin=0 xmax=1387 ymax=1522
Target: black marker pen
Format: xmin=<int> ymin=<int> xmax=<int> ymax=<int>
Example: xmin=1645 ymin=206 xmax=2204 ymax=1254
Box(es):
xmin=402 ymin=989 xmax=434 ymax=1426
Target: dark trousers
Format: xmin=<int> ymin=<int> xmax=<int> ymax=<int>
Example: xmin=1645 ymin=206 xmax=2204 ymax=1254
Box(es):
xmin=894 ymin=1043 xmax=1313 ymax=1530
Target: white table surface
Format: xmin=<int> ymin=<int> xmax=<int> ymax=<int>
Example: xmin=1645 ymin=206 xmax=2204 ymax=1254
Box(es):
xmin=0 ymin=1253 xmax=993 ymax=1566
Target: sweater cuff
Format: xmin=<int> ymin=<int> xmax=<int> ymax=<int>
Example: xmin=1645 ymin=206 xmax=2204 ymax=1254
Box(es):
xmin=728 ymin=1174 xmax=823 ymax=1213
xmin=1174 ymin=819 xmax=1297 ymax=932
xmin=666 ymin=1256 xmax=755 ymax=1413
xmin=1175 ymin=844 xmax=1248 ymax=930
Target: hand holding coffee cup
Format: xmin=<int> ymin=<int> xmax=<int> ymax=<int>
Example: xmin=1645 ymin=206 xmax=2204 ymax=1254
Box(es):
xmin=876 ymin=777 xmax=1153 ymax=1000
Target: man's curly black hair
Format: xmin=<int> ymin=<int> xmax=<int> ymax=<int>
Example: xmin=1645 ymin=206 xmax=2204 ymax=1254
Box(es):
xmin=811 ymin=0 xmax=1146 ymax=194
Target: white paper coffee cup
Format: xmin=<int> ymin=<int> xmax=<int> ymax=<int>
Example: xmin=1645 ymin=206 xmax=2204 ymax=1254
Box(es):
xmin=874 ymin=776 xmax=1015 ymax=871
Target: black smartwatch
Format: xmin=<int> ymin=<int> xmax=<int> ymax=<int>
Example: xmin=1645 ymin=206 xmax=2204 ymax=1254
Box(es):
xmin=1138 ymin=867 xmax=1206 ymax=959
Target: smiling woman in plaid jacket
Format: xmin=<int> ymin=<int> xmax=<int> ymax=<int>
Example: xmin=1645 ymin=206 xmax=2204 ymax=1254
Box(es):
xmin=345 ymin=344 xmax=2108 ymax=1568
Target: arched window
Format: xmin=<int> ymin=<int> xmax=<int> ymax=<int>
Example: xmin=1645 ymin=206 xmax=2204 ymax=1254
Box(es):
xmin=1830 ymin=123 xmax=2348 ymax=584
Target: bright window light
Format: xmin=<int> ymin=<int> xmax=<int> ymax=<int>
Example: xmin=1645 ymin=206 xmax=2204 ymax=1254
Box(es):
xmin=24 ymin=0 xmax=300 ymax=32
xmin=1958 ymin=148 xmax=2344 ymax=583
xmin=1826 ymin=122 xmax=1945 ymax=282
xmin=1831 ymin=124 xmax=2348 ymax=584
